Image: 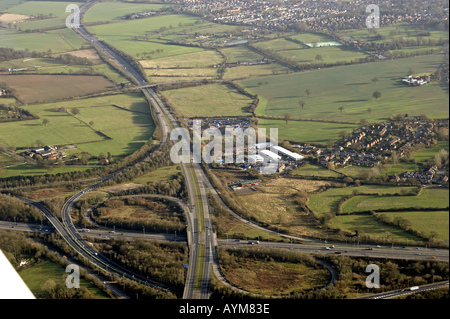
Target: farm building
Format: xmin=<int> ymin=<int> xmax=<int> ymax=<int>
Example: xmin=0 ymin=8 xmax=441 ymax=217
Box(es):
xmin=402 ymin=75 xmax=431 ymax=86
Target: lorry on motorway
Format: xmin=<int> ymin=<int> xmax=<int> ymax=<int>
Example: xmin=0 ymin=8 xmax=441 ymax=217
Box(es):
xmin=409 ymin=286 xmax=419 ymax=291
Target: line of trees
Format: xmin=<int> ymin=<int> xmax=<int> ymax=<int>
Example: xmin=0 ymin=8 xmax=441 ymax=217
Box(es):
xmin=0 ymin=48 xmax=50 ymax=63
xmin=91 ymin=196 xmax=187 ymax=234
xmin=95 ymin=238 xmax=188 ymax=290
xmin=0 ymin=194 xmax=46 ymax=225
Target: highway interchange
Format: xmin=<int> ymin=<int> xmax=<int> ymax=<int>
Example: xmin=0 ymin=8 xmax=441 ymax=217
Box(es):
xmin=3 ymin=0 xmax=448 ymax=300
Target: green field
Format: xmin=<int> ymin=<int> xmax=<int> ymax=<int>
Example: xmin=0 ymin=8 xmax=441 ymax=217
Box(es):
xmin=339 ymin=23 xmax=449 ymax=44
xmin=341 ymin=188 xmax=449 ymax=213
xmin=289 ymin=33 xmax=337 ymax=44
xmin=161 ymin=83 xmax=254 ymax=117
xmin=88 ymin=14 xmax=205 ymax=59
xmin=223 ymin=63 xmax=290 ymax=80
xmin=0 ymin=27 xmax=89 ymax=53
xmin=19 ymin=260 xmax=109 ymax=299
xmin=0 ymin=93 xmax=153 ymax=154
xmin=0 ymin=93 xmax=154 ymax=178
xmin=308 ymin=185 xmax=420 ymax=218
xmin=257 ymin=119 xmax=359 ymax=145
xmin=0 ymin=164 xmax=92 ymax=178
xmin=376 ymin=211 xmax=449 ymax=242
xmin=241 ymin=54 xmax=448 ymax=122
xmin=0 ymin=0 xmax=27 ymax=11
xmin=220 ymin=46 xmax=264 ymax=63
xmin=0 ymin=56 xmax=130 ymax=85
xmin=84 ymin=0 xmax=170 ymax=24
xmin=413 ymin=141 xmax=449 ymax=163
xmin=331 ymin=214 xmax=423 ymax=242
xmin=5 ymin=1 xmax=84 ymax=30
xmin=252 ymin=38 xmax=368 ymax=65
xmin=140 ymin=50 xmax=224 ymax=69
xmin=0 ymin=108 xmax=106 ymax=148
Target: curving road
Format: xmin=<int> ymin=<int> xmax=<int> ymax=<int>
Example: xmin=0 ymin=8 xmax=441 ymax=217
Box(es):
xmin=62 ymin=0 xmax=209 ymax=300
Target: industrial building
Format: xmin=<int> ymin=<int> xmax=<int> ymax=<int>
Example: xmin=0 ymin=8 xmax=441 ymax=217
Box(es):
xmin=272 ymin=146 xmax=304 ymax=161
xmin=259 ymin=149 xmax=281 ymax=161
xmin=248 ymin=154 xmax=264 ymax=164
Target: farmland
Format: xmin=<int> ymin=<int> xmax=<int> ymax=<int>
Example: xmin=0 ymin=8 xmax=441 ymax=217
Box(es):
xmin=220 ymin=46 xmax=264 ymax=63
xmin=241 ymin=54 xmax=448 ymax=122
xmin=376 ymin=211 xmax=449 ymax=242
xmin=308 ymin=184 xmax=449 ymax=243
xmin=0 ymin=27 xmax=89 ymax=53
xmin=3 ymin=1 xmax=84 ymax=31
xmin=251 ymin=37 xmax=369 ymax=65
xmin=0 ymin=74 xmax=116 ymax=103
xmin=88 ymin=14 xmax=205 ymax=59
xmin=308 ymin=185 xmax=420 ymax=219
xmin=223 ymin=63 xmax=290 ymax=80
xmin=140 ymin=50 xmax=223 ymax=69
xmin=330 ymin=214 xmax=424 ymax=242
xmin=161 ymin=83 xmax=254 ymax=118
xmin=83 ymin=0 xmax=170 ymax=24
xmin=0 ymin=92 xmax=155 ymax=178
xmin=341 ymin=187 xmax=449 ymax=213
xmin=256 ymin=118 xmax=359 ymax=145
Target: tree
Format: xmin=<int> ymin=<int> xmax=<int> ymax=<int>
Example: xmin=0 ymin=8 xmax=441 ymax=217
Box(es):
xmin=89 ymin=121 xmax=94 ymax=127
xmin=338 ymin=106 xmax=344 ymax=113
xmin=327 ymin=162 xmax=335 ymax=170
xmin=371 ymin=77 xmax=380 ymax=84
xmin=368 ymin=107 xmax=372 ymax=114
xmin=359 ymin=119 xmax=369 ymax=126
xmin=315 ymin=54 xmax=323 ymax=61
xmin=372 ymin=91 xmax=382 ymax=100
xmin=247 ymin=168 xmax=260 ymax=179
xmin=42 ymin=118 xmax=50 ymax=126
xmin=338 ymin=130 xmax=349 ymax=139
xmin=298 ymin=100 xmax=305 ymax=109
xmin=283 ymin=113 xmax=291 ymax=124
xmin=305 ymin=89 xmax=311 ymax=97
xmin=71 ymin=107 xmax=80 ymax=116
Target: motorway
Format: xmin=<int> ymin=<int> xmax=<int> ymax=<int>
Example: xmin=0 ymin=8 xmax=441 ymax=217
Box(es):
xmin=355 ymin=281 xmax=449 ymax=299
xmin=54 ymin=0 xmax=209 ymax=299
xmin=3 ymin=219 xmax=448 ymax=263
